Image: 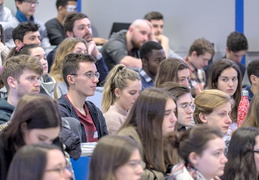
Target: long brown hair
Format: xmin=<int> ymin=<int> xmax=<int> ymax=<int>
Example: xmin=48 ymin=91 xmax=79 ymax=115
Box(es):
xmin=119 ymin=88 xmax=176 ymax=172
xmin=1 ymin=94 xmax=61 ymax=156
xmin=208 ymin=59 xmax=242 ymax=122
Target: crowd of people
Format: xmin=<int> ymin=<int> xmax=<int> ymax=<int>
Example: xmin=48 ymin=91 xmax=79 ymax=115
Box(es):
xmin=0 ymin=0 xmax=259 ymax=180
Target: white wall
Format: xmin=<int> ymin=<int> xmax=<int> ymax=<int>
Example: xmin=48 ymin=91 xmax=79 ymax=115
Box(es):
xmin=4 ymin=0 xmax=259 ymax=84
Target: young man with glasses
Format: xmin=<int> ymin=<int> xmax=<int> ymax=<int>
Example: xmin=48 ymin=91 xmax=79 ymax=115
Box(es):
xmin=58 ymin=53 xmax=108 ymax=143
xmin=4 ymin=0 xmax=50 ymax=49
xmin=159 ymin=82 xmax=195 ymax=131
xmin=45 ymin=0 xmax=77 ymax=45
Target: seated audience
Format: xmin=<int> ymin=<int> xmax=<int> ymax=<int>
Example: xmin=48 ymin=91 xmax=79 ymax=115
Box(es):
xmin=144 ymin=11 xmax=182 ymax=59
xmin=47 ymin=12 xmax=108 ymax=84
xmin=245 ymin=59 xmax=259 ymax=101
xmin=6 ymin=21 xmax=44 ymax=62
xmin=222 ymin=127 xmax=259 ymax=180
xmin=0 ymin=55 xmax=43 ymax=124
xmin=101 ymin=19 xmax=155 ymax=70
xmin=184 ymin=38 xmax=214 ymax=97
xmin=204 ymin=32 xmax=248 ymax=82
xmin=58 ymin=53 xmax=108 ymax=142
xmin=0 ymin=94 xmax=61 ymax=180
xmin=45 ymin=0 xmax=77 ymax=45
xmin=4 ymin=0 xmax=50 ymax=49
xmin=155 ymin=58 xmax=189 ymax=87
xmin=7 ymin=144 xmax=72 ymax=180
xmin=208 ymin=58 xmax=242 ymax=130
xmin=102 ymin=64 xmax=141 ymax=135
xmin=194 ymin=89 xmax=234 ymax=153
xmin=160 ymin=82 xmax=194 ymax=131
xmin=89 ymin=135 xmax=144 ymax=180
xmin=118 ymin=88 xmax=177 ymax=179
xmin=169 ymin=125 xmax=227 ymax=180
xmin=139 ymin=41 xmax=165 ymax=89
xmin=8 ymin=44 xmax=55 ymax=98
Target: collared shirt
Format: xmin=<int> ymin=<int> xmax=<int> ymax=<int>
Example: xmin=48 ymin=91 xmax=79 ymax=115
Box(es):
xmin=184 ymin=57 xmax=205 ymax=97
xmin=138 ymin=68 xmax=154 ymax=90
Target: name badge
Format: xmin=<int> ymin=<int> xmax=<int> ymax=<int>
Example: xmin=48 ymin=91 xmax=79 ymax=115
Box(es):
xmin=94 ymin=131 xmax=98 ymax=138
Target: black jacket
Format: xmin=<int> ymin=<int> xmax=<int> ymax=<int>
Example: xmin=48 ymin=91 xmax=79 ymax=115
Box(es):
xmin=58 ymin=95 xmax=108 ymax=142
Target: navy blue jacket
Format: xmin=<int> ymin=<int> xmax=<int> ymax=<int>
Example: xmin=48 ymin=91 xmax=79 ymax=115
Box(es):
xmin=58 ymin=95 xmax=108 ymax=142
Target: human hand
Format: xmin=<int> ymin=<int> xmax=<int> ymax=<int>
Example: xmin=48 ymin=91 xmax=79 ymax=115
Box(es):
xmin=87 ymin=40 xmax=100 ymax=58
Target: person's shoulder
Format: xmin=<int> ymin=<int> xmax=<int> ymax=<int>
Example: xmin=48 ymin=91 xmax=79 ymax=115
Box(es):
xmin=45 ymin=18 xmax=58 ymax=26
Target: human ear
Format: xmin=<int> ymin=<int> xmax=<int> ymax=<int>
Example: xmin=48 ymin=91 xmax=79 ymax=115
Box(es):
xmin=7 ymin=76 xmax=17 ymax=89
xmin=66 ymin=31 xmax=73 ymax=38
xmin=250 ymin=75 xmax=257 ymax=85
xmin=14 ymin=39 xmax=23 ymax=47
xmin=199 ymin=113 xmax=208 ymax=123
xmin=142 ymin=58 xmax=148 ymax=66
xmin=114 ymin=88 xmax=121 ymax=98
xmin=189 ymin=152 xmax=199 ymax=166
xmin=67 ymin=75 xmax=75 ymax=85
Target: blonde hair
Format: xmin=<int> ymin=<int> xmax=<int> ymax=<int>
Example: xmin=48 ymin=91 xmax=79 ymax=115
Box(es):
xmin=101 ymin=64 xmax=140 ymax=112
xmin=49 ymin=38 xmax=87 ymax=82
xmin=194 ymin=89 xmax=234 ymax=124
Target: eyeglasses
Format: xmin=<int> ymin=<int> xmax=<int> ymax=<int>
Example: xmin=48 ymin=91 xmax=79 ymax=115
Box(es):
xmin=24 ymin=0 xmax=39 ymax=6
xmin=178 ymin=103 xmax=196 ymax=111
xmin=127 ymin=160 xmax=145 ymax=169
xmin=71 ymin=72 xmax=100 ymax=80
xmin=45 ymin=165 xmax=71 ymax=176
xmin=66 ymin=5 xmax=77 ymax=12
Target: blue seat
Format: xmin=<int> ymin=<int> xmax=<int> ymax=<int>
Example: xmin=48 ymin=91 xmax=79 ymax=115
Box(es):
xmin=71 ymin=157 xmax=91 ymax=180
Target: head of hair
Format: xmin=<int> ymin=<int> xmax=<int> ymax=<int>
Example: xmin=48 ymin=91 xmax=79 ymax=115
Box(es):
xmin=120 ymin=87 xmax=176 ymax=172
xmin=62 ymin=53 xmax=96 ymax=88
xmin=222 ymin=127 xmax=259 ymax=180
xmin=7 ymin=144 xmax=61 ymax=180
xmin=168 ymin=125 xmax=223 ymax=164
xmin=102 ymin=64 xmax=140 ymax=112
xmin=188 ymin=38 xmax=214 ymax=56
xmin=247 ymin=59 xmax=259 ymax=84
xmin=144 ymin=11 xmax=164 ymax=21
xmin=155 ymin=58 xmax=189 ymax=87
xmin=1 ymin=94 xmax=61 ymax=156
xmin=63 ymin=12 xmax=88 ymax=34
xmin=8 ymin=44 xmax=41 ymax=58
xmin=194 ymin=89 xmax=234 ymax=124
xmin=50 ymin=37 xmax=87 ymax=81
xmin=242 ymin=92 xmax=259 ymax=127
xmin=0 ymin=24 xmax=5 ymax=44
xmin=56 ymin=0 xmax=77 ymax=9
xmin=140 ymin=41 xmax=163 ymax=60
xmin=2 ymin=55 xmax=43 ymax=90
xmin=12 ymin=22 xmax=39 ymax=42
xmin=207 ymin=58 xmax=242 ymax=122
xmin=226 ymin=31 xmax=248 ymax=52
xmin=88 ymin=135 xmax=140 ymax=180
xmin=159 ymin=81 xmax=191 ymax=100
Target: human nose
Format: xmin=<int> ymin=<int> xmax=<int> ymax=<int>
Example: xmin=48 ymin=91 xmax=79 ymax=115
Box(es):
xmin=221 ymin=154 xmax=228 ymax=164
xmin=35 ymin=79 xmax=41 ymax=87
xmin=64 ymin=168 xmax=72 ymax=179
xmin=228 ymin=80 xmax=234 ymax=87
xmin=136 ymin=164 xmax=144 ymax=176
xmin=170 ymin=112 xmax=177 ymax=123
xmin=93 ymin=74 xmax=99 ymax=83
xmin=35 ymin=38 xmax=41 ymax=45
xmin=225 ymin=114 xmax=232 ymax=124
